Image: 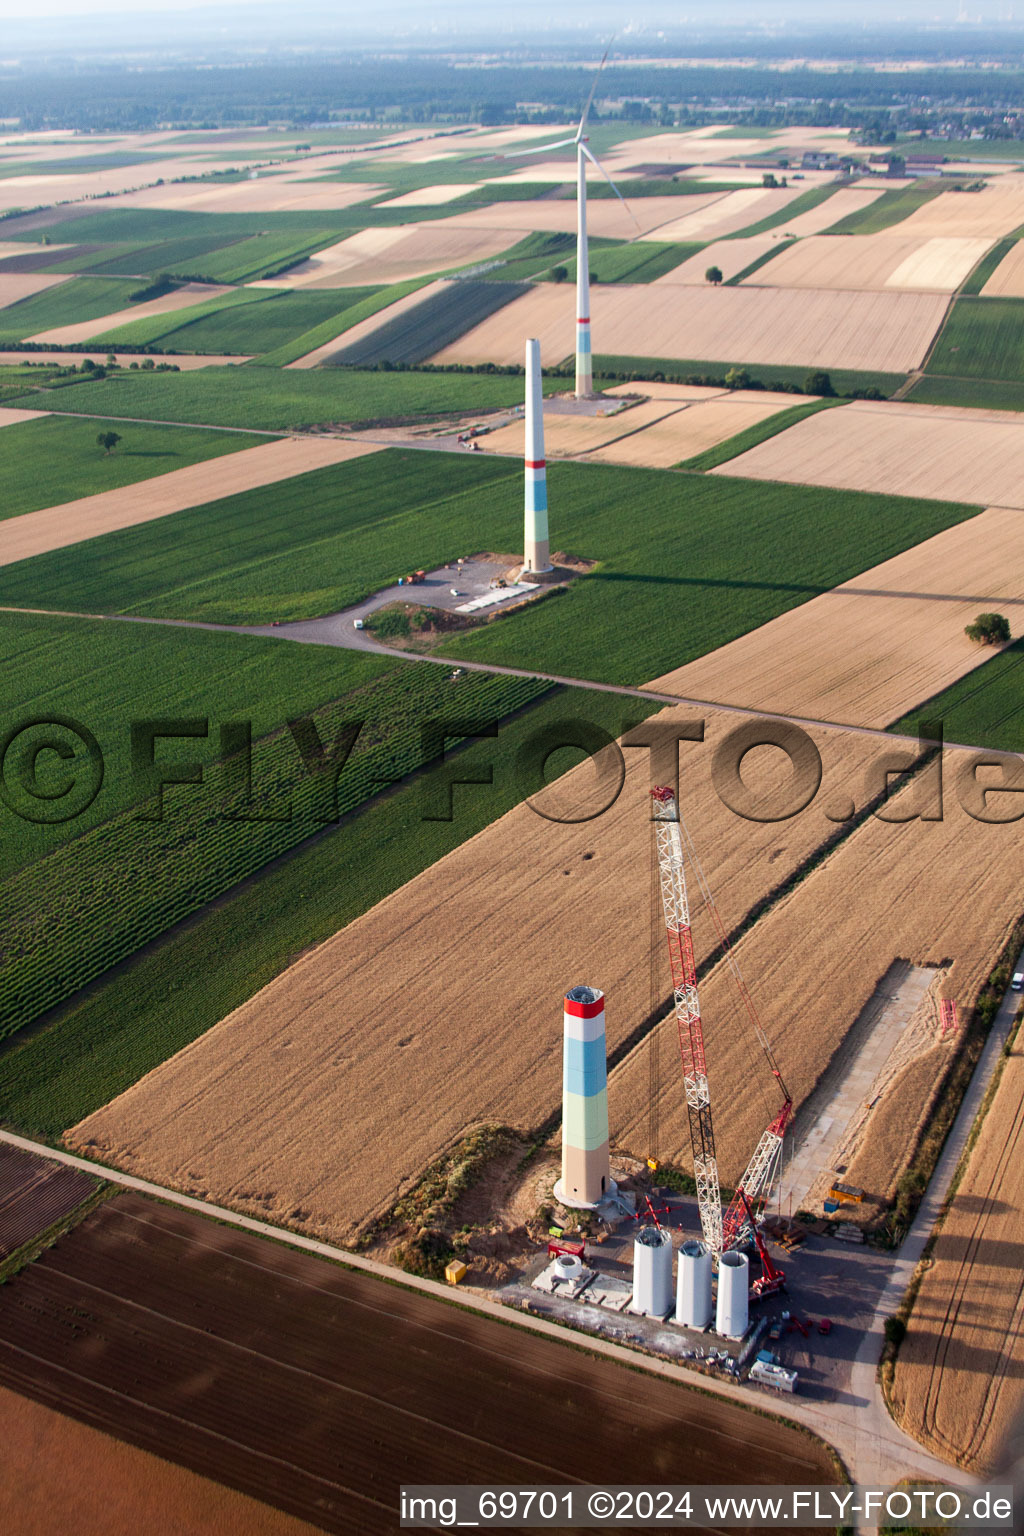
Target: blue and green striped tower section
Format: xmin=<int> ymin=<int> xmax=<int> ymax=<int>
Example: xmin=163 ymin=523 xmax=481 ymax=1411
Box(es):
xmin=554 ymin=985 xmax=611 ymax=1208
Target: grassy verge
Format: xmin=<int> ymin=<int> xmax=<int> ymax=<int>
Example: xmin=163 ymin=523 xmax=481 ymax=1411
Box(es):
xmin=677 ymin=398 xmax=843 ymax=471
xmin=0 ymin=687 xmax=652 ymax=1137
xmin=889 ymin=635 xmax=1024 ymax=753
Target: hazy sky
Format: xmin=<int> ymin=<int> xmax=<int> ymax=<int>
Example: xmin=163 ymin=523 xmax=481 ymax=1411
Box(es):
xmin=0 ymin=0 xmax=989 ymax=23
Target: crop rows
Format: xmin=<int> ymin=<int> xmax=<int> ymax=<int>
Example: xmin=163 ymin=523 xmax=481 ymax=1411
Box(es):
xmin=0 ymin=665 xmax=549 ymax=1040
xmin=328 ymin=279 xmax=527 ymax=367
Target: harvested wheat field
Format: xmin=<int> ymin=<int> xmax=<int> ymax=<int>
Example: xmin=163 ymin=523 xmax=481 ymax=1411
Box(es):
xmin=642 ymin=186 xmax=806 ymax=243
xmin=110 ymin=178 xmax=385 ymax=216
xmin=378 ymin=183 xmax=480 ymax=206
xmin=745 ymin=234 xmax=991 ymax=293
xmin=0 ymin=406 xmax=48 ymax=429
xmin=0 ymin=272 xmax=70 ymax=309
xmin=714 ymin=397 xmax=1024 ymax=509
xmin=263 ymin=223 xmax=516 ymax=290
xmin=776 ymin=186 xmax=886 ymax=238
xmin=891 ymin=1036 xmax=1024 ymax=1473
xmin=654 ymin=235 xmax=783 ymax=286
xmin=432 ymin=281 xmax=949 ymax=373
xmin=65 ymin=713 xmax=896 ymax=1245
xmin=980 ymin=238 xmax=1024 ymax=297
xmin=0 ymin=1384 xmax=316 ymax=1536
xmin=480 ymin=397 xmax=691 ymax=458
xmin=0 ymin=348 xmax=250 ymax=368
xmin=602 ymin=380 xmax=728 ymax=402
xmin=0 ymin=437 xmax=381 ymax=566
xmin=642 ymin=503 xmax=1024 ymax=731
xmin=900 ymin=176 xmax=1024 ymax=240
xmin=609 ymin=750 xmax=1024 ymax=1191
xmin=586 ymin=394 xmax=800 ymax=470
xmin=27 ymin=282 xmax=233 ymax=346
xmin=416 ymin=196 xmax=708 ymax=240
xmin=286 ymin=280 xmax=448 ymax=368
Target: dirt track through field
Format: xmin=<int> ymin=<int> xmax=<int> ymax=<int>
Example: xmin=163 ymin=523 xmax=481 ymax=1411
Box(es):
xmin=891 ymin=1039 xmax=1024 ymax=1473
xmin=643 ymin=503 xmax=1024 ymax=730
xmin=0 ymin=436 xmax=380 ymax=566
xmin=710 ymin=397 xmax=1024 ymax=508
xmin=431 ymin=282 xmax=949 ymax=373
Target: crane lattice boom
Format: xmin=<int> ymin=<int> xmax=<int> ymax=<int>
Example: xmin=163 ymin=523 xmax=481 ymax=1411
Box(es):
xmin=650 ymin=787 xmax=723 ymax=1255
xmin=650 ymin=786 xmax=792 ymax=1256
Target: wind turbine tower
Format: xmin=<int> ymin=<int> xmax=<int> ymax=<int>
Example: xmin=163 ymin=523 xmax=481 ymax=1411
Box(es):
xmin=504 ymin=50 xmax=636 ymax=399
xmin=523 ymin=337 xmax=552 ymax=577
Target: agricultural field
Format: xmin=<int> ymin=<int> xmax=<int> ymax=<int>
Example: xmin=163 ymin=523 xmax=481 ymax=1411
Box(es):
xmin=441 ymin=466 xmax=977 ymax=685
xmin=0 ymin=1384 xmax=314 ymax=1536
xmin=891 ymin=1035 xmax=1024 ymax=1474
xmin=643 ymin=502 xmax=1024 ymax=732
xmin=609 ymin=740 xmax=1024 ymax=1203
xmin=63 ymin=713 xmax=897 ymax=1243
xmin=744 ymin=233 xmax=991 ymax=293
xmin=592 ymin=355 xmax=906 ymax=396
xmin=0 ymin=1194 xmax=836 ymax=1534
xmin=0 ymin=448 xmax=519 ymax=620
xmin=972 ymin=237 xmax=1024 ymax=296
xmin=0 ymin=685 xmax=637 ymax=1137
xmin=0 ymin=414 xmax=254 ymax=521
xmin=5 ymin=365 xmax=554 ymax=429
xmin=0 ymin=1143 xmax=96 ymax=1259
xmin=431 ymin=281 xmax=950 ymax=374
xmin=925 ymin=296 xmax=1024 ymax=382
xmin=710 ymin=397 xmax=1024 ymax=508
xmin=327 ymin=278 xmax=527 ymax=366
xmin=890 ymin=636 xmax=1024 ymax=754
xmin=0 ymin=276 xmax=137 ymax=342
xmin=95 ymin=285 xmax=381 ymax=355
xmin=823 ymin=182 xmax=950 ymax=235
xmin=0 ymin=438 xmax=380 ymax=564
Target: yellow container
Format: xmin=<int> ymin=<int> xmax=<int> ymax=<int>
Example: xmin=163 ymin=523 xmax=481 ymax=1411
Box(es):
xmin=445 ymin=1260 xmax=468 ymax=1286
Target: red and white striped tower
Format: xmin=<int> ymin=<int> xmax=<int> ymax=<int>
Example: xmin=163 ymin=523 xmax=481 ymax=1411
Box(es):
xmin=575 ymin=146 xmax=593 ymax=399
xmin=523 ymin=337 xmax=552 ymax=577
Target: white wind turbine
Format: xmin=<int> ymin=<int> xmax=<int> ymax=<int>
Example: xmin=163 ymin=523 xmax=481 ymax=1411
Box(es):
xmin=503 ymin=52 xmax=638 ymax=399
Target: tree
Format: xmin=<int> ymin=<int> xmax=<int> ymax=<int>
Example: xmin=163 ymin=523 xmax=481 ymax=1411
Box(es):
xmin=804 ymin=370 xmax=835 ymax=396
xmin=883 ymin=1317 xmax=906 ymax=1349
xmin=965 ymin=612 xmax=1011 ymax=645
xmin=724 ymin=366 xmax=751 ymax=389
xmin=762 ymin=172 xmax=778 ymax=188
xmin=96 ymin=431 xmax=122 ymax=456
xmin=705 ymin=265 xmax=723 ymax=286
xmin=550 ymin=265 xmax=567 ymax=283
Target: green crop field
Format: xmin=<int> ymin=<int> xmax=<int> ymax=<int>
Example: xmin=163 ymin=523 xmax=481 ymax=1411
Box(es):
xmin=0 ymin=448 xmax=519 ymax=621
xmin=251 ymin=278 xmax=429 ymax=366
xmin=10 ymin=365 xmax=557 ymax=429
xmin=722 ymin=184 xmax=838 ymax=239
xmin=96 ymin=286 xmax=380 ymax=355
xmin=440 ymin=464 xmax=979 ymax=684
xmin=563 ymin=240 xmax=702 ymax=284
xmin=0 ymin=609 xmax=549 ymax=1044
xmin=0 ymin=680 xmax=645 ymax=1136
xmin=179 ymin=231 xmax=342 ymax=283
xmin=823 ymin=181 xmax=948 ymax=235
xmin=65 ymin=234 xmax=251 ymax=278
xmin=926 ymin=296 xmax=1024 ymax=381
xmin=0 ymin=415 xmax=254 ymax=519
xmin=890 ymin=637 xmax=1024 ymax=753
xmin=591 ymin=354 xmax=906 ymax=396
xmin=477 ymin=232 xmax=576 ymax=282
xmin=905 ymin=374 xmax=1024 ymax=411
xmin=327 ymin=280 xmax=526 ymax=366
xmin=0 ymin=276 xmax=138 ymax=342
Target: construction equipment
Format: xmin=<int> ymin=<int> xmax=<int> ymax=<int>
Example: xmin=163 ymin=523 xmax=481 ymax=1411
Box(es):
xmin=740 ymin=1189 xmax=786 ymax=1301
xmin=547 ymin=1237 xmax=586 ymax=1260
xmin=408 ymin=569 xmax=426 ymax=585
xmin=488 ymin=576 xmax=507 ymax=590
xmin=649 ymin=787 xmax=793 ymax=1255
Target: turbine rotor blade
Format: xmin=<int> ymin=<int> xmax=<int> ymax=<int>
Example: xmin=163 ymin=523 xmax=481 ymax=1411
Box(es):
xmin=580 ymin=141 xmax=642 ymax=231
xmin=577 ymin=40 xmax=613 ymax=139
xmin=500 ymin=137 xmax=577 ymax=160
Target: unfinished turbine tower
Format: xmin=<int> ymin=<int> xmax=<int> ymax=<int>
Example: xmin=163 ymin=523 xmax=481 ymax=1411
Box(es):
xmin=554 ymin=985 xmax=612 ymax=1208
xmin=503 ymin=50 xmax=636 ymax=398
xmin=523 ymin=337 xmax=552 ymax=578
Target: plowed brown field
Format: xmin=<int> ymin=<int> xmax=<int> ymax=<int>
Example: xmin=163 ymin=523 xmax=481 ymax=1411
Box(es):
xmin=891 ymin=1039 xmax=1024 ymax=1473
xmin=430 ymin=282 xmax=949 ymax=372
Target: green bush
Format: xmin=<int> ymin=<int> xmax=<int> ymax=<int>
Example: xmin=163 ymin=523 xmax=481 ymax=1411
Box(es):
xmin=965 ymin=612 xmax=1011 ymax=645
